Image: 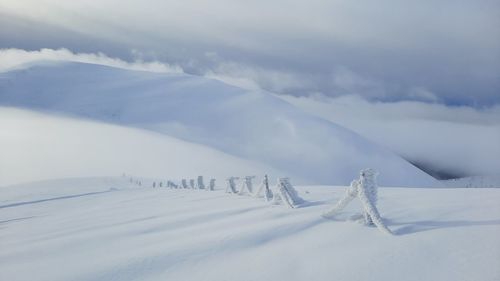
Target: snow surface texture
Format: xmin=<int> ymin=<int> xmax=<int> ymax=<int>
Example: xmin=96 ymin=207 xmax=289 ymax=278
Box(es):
xmin=0 ymin=61 xmax=438 ymax=187
xmin=0 ymin=177 xmax=499 ymax=281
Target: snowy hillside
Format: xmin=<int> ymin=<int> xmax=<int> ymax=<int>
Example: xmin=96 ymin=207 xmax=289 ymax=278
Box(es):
xmin=0 ymin=107 xmax=284 ymax=186
xmin=0 ymin=61 xmax=438 ymax=187
xmin=1 ymin=177 xmax=499 ymax=281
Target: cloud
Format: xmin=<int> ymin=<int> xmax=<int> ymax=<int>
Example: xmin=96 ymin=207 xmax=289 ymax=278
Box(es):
xmin=0 ymin=48 xmax=182 ymax=73
xmin=1 ymin=0 xmax=498 ymax=105
xmin=204 ymin=57 xmax=311 ymax=93
xmin=281 ymin=94 xmax=500 ymax=178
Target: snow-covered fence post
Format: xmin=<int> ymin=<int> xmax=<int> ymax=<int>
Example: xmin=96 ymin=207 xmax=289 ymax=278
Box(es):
xmin=189 ymin=179 xmax=195 ymax=189
xmin=225 ymin=177 xmax=239 ymax=193
xmin=208 ymin=178 xmax=216 ymax=191
xmin=153 ymin=181 xmax=156 ymax=188
xmin=263 ymin=175 xmax=273 ymax=201
xmin=197 ymin=176 xmax=205 ymax=190
xmin=322 ymin=169 xmax=392 ymax=235
xmin=253 ymin=174 xmax=273 ymax=201
xmin=159 ymin=182 xmax=163 ymax=188
xmin=238 ymin=176 xmax=256 ymax=195
xmin=272 ymin=178 xmax=304 ymax=208
xmin=169 ymin=181 xmax=178 ymax=189
xmin=181 ymin=179 xmax=189 ymax=189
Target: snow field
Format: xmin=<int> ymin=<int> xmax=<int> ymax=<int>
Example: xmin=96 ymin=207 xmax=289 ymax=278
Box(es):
xmin=1 ymin=177 xmax=499 ymax=281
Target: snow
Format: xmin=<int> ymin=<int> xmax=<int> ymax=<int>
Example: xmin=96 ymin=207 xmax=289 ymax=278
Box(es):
xmin=0 ymin=177 xmax=499 ymax=281
xmin=0 ymin=107 xmax=284 ymax=186
xmin=0 ymin=61 xmax=439 ymax=187
xmin=443 ymin=176 xmax=500 ymax=188
xmin=1 ymin=59 xmax=496 ymax=280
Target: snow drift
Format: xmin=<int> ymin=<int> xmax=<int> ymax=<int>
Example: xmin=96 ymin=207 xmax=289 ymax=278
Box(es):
xmin=0 ymin=61 xmax=439 ymax=187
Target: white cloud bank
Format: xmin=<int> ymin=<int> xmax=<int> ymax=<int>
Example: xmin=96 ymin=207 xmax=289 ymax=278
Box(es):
xmin=0 ymin=48 xmax=182 ymax=73
xmin=282 ymin=94 xmax=500 ymax=178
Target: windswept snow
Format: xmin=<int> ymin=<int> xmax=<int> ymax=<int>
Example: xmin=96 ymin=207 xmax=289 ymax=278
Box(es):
xmin=0 ymin=177 xmax=499 ymax=281
xmin=0 ymin=61 xmax=439 ymax=187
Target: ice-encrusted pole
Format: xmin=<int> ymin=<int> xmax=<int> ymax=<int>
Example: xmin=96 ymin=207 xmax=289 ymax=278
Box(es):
xmin=208 ymin=179 xmax=216 ymax=191
xmin=273 ymin=178 xmax=304 ymax=208
xmin=189 ymin=179 xmax=195 ymax=189
xmin=170 ymin=181 xmax=178 ymax=189
xmin=226 ymin=177 xmax=239 ymax=193
xmin=197 ymin=176 xmax=205 ymax=190
xmin=238 ymin=176 xmax=255 ymax=195
xmin=323 ymin=169 xmax=392 ymax=235
xmin=181 ymin=179 xmax=189 ymax=189
xmin=254 ymin=175 xmax=273 ymax=201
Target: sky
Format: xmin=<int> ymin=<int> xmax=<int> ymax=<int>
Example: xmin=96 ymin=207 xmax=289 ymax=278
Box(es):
xmin=1 ymin=0 xmax=499 ymax=106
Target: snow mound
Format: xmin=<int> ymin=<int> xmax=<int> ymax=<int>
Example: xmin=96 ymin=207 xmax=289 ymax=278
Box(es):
xmin=0 ymin=61 xmax=438 ymax=187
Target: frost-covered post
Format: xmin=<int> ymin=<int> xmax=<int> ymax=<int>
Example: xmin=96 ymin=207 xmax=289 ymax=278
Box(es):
xmin=208 ymin=178 xmax=216 ymax=191
xmin=181 ymin=179 xmax=189 ymax=189
xmin=238 ymin=176 xmax=255 ymax=195
xmin=153 ymin=181 xmax=156 ymax=188
xmin=159 ymin=182 xmax=163 ymax=188
xmin=272 ymin=178 xmax=304 ymax=208
xmin=225 ymin=177 xmax=239 ymax=193
xmin=197 ymin=176 xmax=205 ymax=190
xmin=322 ymin=169 xmax=392 ymax=235
xmin=254 ymin=174 xmax=273 ymax=201
xmin=189 ymin=179 xmax=195 ymax=189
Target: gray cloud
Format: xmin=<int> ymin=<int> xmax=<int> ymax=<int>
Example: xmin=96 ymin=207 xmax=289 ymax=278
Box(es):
xmin=0 ymin=0 xmax=499 ymax=105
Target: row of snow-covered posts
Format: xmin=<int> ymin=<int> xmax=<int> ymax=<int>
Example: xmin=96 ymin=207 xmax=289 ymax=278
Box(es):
xmin=125 ymin=175 xmax=215 ymax=190
xmin=124 ymin=174 xmax=304 ymax=208
xmin=225 ymin=175 xmax=304 ymax=208
xmin=156 ymin=176 xmax=216 ymax=191
xmin=124 ymin=170 xmax=393 ymax=234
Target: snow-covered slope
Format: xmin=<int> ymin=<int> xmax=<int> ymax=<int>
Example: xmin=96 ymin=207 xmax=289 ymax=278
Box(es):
xmin=0 ymin=177 xmax=498 ymax=281
xmin=0 ymin=107 xmax=285 ymax=186
xmin=0 ymin=61 xmax=438 ymax=187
